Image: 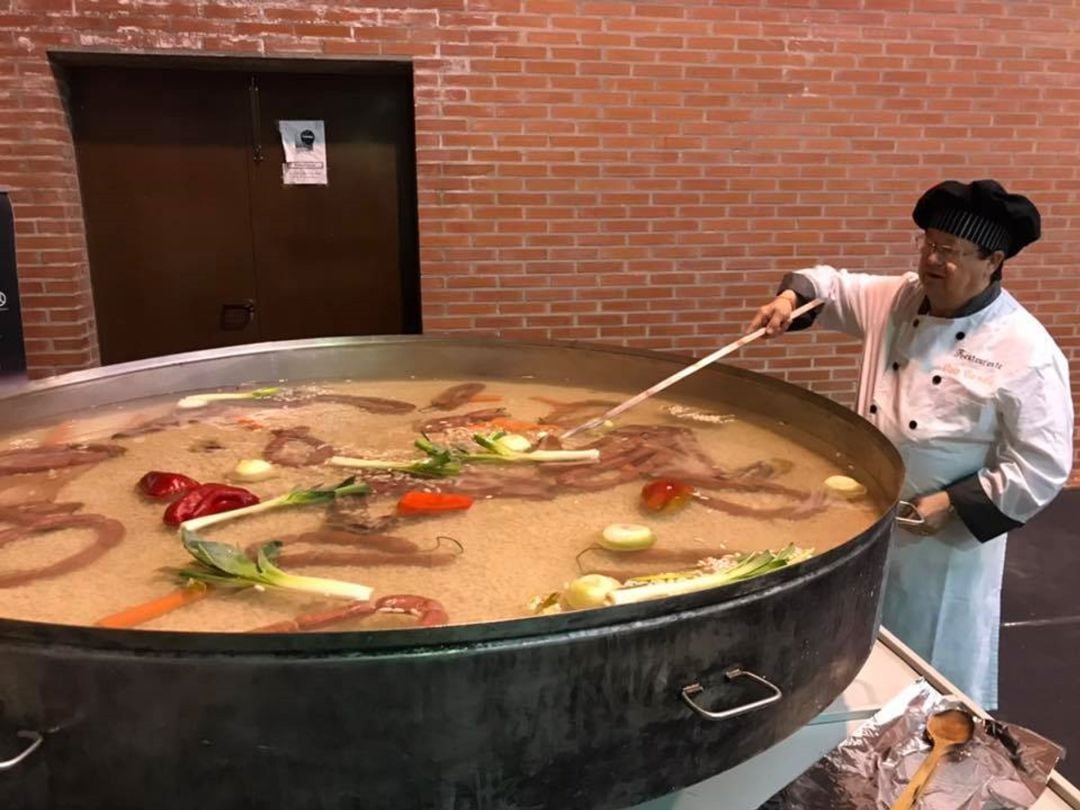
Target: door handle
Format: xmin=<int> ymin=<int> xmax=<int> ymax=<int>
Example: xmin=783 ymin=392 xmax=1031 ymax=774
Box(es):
xmin=0 ymin=730 xmax=43 ymax=771
xmin=248 ymin=75 xmax=263 ymax=163
xmin=220 ymin=300 xmax=256 ymax=331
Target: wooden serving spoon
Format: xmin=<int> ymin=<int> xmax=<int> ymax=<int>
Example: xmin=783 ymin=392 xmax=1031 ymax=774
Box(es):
xmin=890 ymin=708 xmax=975 ymax=810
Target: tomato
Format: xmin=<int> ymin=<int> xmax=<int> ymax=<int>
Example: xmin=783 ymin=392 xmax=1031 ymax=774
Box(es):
xmin=640 ymin=479 xmax=693 ymax=513
xmin=137 ymin=471 xmax=201 ymax=500
xmin=163 ymin=484 xmax=260 ymax=526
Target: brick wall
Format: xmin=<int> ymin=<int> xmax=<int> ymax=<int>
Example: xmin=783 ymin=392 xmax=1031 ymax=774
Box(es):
xmin=2 ymin=0 xmax=1078 ymax=473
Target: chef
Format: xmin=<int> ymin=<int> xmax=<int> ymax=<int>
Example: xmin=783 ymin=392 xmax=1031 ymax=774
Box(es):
xmin=748 ymin=179 xmax=1073 ymax=709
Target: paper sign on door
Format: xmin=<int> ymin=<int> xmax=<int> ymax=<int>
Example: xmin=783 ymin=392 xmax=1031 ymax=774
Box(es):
xmin=279 ymin=120 xmax=328 ymax=186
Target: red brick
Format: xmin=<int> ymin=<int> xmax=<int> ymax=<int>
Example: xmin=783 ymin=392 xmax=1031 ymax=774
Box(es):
xmin=4 ymin=0 xmax=1080 ymax=473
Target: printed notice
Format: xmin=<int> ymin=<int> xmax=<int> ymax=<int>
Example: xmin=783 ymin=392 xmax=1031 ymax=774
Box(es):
xmin=279 ymin=120 xmax=328 ymax=186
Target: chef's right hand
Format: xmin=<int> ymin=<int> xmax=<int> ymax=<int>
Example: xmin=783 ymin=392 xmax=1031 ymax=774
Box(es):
xmin=749 ymin=291 xmax=797 ymax=337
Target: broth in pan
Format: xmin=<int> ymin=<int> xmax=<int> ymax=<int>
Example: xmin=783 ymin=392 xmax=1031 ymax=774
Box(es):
xmin=0 ymin=378 xmax=883 ymax=632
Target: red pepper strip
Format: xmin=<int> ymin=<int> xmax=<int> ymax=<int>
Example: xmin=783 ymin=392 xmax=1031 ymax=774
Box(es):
xmin=397 ymin=491 xmax=475 ymax=516
xmin=137 ymin=471 xmax=201 ymax=500
xmin=163 ymin=483 xmax=260 ymax=526
xmin=641 ymin=479 xmax=694 ymax=513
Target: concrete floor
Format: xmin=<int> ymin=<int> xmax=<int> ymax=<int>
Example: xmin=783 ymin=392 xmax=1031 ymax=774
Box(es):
xmin=998 ymin=488 xmax=1080 ymax=783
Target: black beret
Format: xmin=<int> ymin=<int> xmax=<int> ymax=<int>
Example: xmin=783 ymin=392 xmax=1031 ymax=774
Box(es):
xmin=912 ymin=179 xmax=1041 ymax=259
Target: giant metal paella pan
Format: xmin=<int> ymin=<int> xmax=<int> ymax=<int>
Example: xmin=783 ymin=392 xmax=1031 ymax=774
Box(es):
xmin=0 ymin=336 xmax=903 ymax=810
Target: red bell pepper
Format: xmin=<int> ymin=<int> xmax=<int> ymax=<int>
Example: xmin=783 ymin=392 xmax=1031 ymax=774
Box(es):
xmin=640 ymin=479 xmax=693 ymax=513
xmin=397 ymin=491 xmax=475 ymax=516
xmin=137 ymin=471 xmax=201 ymax=500
xmin=163 ymin=483 xmax=260 ymax=527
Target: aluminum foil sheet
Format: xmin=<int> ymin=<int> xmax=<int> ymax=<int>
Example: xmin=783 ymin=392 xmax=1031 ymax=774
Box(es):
xmin=761 ymin=679 xmax=1064 ymax=809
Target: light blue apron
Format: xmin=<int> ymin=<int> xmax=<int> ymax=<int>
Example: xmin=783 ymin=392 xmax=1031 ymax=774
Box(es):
xmin=873 ymin=316 xmax=1007 ymax=711
xmin=882 ymin=468 xmax=1006 ymax=710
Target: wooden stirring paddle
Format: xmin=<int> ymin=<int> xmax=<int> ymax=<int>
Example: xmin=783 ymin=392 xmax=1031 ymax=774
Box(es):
xmin=890 ymin=708 xmax=975 ymax=810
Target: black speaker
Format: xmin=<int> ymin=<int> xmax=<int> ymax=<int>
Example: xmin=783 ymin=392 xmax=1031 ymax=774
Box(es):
xmin=0 ymin=191 xmax=27 ymax=375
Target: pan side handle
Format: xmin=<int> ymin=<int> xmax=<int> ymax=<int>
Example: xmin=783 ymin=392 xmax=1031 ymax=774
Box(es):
xmin=680 ymin=666 xmax=783 ymax=722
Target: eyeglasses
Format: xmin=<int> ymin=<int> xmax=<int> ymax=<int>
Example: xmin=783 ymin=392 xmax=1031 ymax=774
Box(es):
xmin=916 ymin=234 xmax=978 ymax=262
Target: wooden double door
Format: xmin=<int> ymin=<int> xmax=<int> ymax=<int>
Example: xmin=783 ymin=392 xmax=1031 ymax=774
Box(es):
xmin=67 ymin=62 xmax=420 ymax=365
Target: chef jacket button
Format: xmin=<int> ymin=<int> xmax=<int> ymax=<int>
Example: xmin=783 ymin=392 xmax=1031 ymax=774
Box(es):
xmin=909 ymin=420 xmax=918 ymax=429
xmin=869 ymin=404 xmax=878 ymax=414
xmin=932 ymin=375 xmax=942 ymax=385
xmin=913 ymin=319 xmax=920 ymax=327
xmin=955 ymin=331 xmax=966 ymax=340
xmin=892 ymin=361 xmax=900 ymax=371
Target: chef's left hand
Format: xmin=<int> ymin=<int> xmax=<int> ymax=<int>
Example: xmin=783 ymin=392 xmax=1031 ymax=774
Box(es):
xmin=910 ymin=490 xmax=953 ymax=535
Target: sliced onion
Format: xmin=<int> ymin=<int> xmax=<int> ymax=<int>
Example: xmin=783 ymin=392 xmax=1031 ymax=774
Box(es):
xmin=563 ymin=574 xmax=622 ymax=610
xmin=496 ymin=433 xmax=532 ymax=453
xmin=824 ymin=475 xmax=866 ymax=500
xmin=598 ymin=523 xmax=656 ymax=552
xmin=231 ymin=459 xmax=278 ymax=482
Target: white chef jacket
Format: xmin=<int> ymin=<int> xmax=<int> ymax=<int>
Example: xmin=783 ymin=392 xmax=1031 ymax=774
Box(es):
xmin=783 ymin=265 xmax=1073 ymax=708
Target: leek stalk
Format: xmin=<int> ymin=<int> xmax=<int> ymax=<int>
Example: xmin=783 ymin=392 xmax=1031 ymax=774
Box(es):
xmin=178 ymin=530 xmax=373 ymax=602
xmin=606 ymin=545 xmax=813 ymax=606
xmin=180 ymin=478 xmax=369 ymax=533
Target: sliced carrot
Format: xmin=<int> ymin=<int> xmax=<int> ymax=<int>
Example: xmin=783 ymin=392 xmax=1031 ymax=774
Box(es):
xmin=464 ymin=417 xmax=549 ymax=433
xmin=235 ymin=415 xmax=265 ymax=431
xmin=42 ymin=420 xmax=76 ymax=446
xmin=397 ymin=491 xmax=475 ymax=515
xmin=490 ymin=417 xmax=546 ymax=432
xmin=467 ymin=393 xmax=503 ymax=403
xmin=94 ymin=582 xmax=210 ymax=629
